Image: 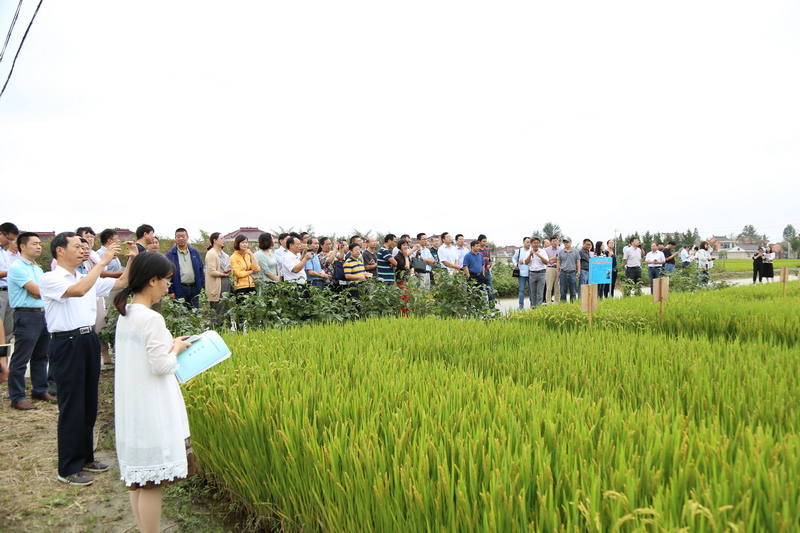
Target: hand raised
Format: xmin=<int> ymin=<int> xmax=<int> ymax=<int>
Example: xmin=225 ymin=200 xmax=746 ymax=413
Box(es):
xmin=101 ymin=242 xmax=121 ymax=265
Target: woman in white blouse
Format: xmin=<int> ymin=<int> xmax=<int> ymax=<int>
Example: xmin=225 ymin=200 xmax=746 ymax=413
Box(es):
xmin=762 ymin=245 xmax=775 ymax=283
xmin=113 ymin=253 xmax=195 ymax=533
xmin=695 ymin=241 xmax=712 ymax=284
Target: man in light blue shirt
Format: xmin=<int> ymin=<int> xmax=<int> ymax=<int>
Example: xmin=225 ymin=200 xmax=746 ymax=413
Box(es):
xmin=0 ymin=222 xmax=20 ymax=343
xmin=7 ymin=233 xmax=52 ymax=410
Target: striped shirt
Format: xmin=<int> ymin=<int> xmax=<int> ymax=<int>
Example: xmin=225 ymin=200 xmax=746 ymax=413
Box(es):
xmin=376 ymin=247 xmax=395 ymax=284
xmin=343 ymin=257 xmax=366 ymax=280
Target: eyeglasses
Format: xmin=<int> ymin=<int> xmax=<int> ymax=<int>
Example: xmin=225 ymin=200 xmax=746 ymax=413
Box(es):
xmin=160 ymin=278 xmax=172 ymax=288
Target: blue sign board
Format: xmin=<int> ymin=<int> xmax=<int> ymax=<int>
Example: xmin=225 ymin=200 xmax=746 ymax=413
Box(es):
xmin=589 ymin=257 xmax=612 ymax=285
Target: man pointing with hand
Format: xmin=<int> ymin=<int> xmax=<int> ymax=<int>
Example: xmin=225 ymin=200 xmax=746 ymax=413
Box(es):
xmin=40 ymin=231 xmax=138 ymax=487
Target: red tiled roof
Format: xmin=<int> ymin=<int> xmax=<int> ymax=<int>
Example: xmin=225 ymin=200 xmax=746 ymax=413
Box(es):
xmin=223 ymin=227 xmax=270 ymax=241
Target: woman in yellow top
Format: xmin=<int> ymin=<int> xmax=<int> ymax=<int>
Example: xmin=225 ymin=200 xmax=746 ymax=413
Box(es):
xmin=230 ymin=235 xmax=260 ymax=303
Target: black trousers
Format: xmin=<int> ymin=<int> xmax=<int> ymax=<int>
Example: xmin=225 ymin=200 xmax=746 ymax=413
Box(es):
xmin=626 ymin=266 xmax=642 ymax=284
xmin=49 ymin=332 xmax=101 ymax=477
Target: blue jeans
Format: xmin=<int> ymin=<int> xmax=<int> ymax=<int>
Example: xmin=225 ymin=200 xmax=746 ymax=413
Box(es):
xmin=8 ymin=311 xmax=50 ymax=402
xmin=578 ymin=270 xmax=589 ymax=298
xmin=665 ymin=264 xmax=675 ymax=275
xmin=486 ymin=270 xmax=495 ymax=303
xmin=517 ymin=275 xmax=532 ymax=308
xmin=529 ymin=271 xmax=546 ymax=307
xmin=560 ymin=271 xmax=577 ymax=302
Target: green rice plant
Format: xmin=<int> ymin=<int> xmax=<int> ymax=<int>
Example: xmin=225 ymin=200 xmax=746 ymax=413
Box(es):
xmin=183 ymin=315 xmax=800 ymax=532
xmin=510 ymin=282 xmax=800 ymax=347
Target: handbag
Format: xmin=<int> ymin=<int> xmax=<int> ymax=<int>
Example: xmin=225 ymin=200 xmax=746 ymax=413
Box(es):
xmin=512 ymin=248 xmax=521 ymax=278
xmin=410 ymin=250 xmax=428 ymax=272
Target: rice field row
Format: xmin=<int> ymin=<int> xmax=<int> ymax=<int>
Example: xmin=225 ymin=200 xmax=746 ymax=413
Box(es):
xmin=184 ymin=305 xmax=800 ymax=532
xmin=510 ymin=283 xmax=800 ymax=348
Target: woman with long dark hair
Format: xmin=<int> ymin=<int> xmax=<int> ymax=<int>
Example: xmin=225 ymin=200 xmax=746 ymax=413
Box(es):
xmin=113 ymin=253 xmax=195 ymax=533
xmin=762 ymin=245 xmax=775 ymax=283
xmin=205 ymin=232 xmax=232 ymax=317
xmin=594 ymin=241 xmax=608 ymax=298
xmin=230 ymin=235 xmax=260 ymax=302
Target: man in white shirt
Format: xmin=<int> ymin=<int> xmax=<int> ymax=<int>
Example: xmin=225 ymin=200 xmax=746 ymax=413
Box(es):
xmin=0 ymin=222 xmax=20 ymax=343
xmin=544 ymin=236 xmax=563 ymax=306
xmin=525 ymin=237 xmax=549 ymax=308
xmin=454 ymin=234 xmax=470 ymax=266
xmin=622 ymin=237 xmax=645 ymax=290
xmin=680 ymin=245 xmax=692 ymax=268
xmin=40 ymin=231 xmax=137 ymax=486
xmin=645 ymin=242 xmax=666 ymax=292
xmin=282 ymin=236 xmax=313 ymax=284
xmin=437 ymin=232 xmax=460 ymax=274
xmin=274 ymin=233 xmax=290 ymax=280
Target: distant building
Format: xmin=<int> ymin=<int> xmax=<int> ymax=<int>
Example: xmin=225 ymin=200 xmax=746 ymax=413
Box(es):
xmin=707 ymin=235 xmax=736 ymax=252
xmin=24 ymin=231 xmax=56 ymax=240
xmin=224 ymin=227 xmax=272 ymax=246
xmin=724 ymin=244 xmax=760 ymax=260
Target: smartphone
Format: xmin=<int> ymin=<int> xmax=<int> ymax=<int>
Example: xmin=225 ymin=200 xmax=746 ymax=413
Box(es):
xmin=185 ymin=334 xmax=202 ymax=343
xmin=0 ymin=345 xmax=8 ymax=358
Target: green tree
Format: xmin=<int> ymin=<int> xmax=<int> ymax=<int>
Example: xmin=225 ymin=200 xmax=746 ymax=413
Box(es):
xmin=532 ymin=221 xmax=562 ymax=242
xmin=783 ymin=224 xmax=796 ymax=242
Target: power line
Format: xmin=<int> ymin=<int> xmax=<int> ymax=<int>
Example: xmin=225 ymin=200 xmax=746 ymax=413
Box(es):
xmin=0 ymin=0 xmax=24 ymax=64
xmin=0 ymin=0 xmax=42 ymax=102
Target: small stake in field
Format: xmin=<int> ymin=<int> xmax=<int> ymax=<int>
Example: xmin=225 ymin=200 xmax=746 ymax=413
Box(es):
xmin=781 ymin=265 xmax=789 ymax=297
xmin=580 ymin=284 xmax=598 ymax=327
xmin=652 ymin=276 xmax=669 ymax=321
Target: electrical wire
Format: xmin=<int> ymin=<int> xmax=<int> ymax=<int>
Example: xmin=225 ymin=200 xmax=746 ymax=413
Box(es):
xmin=0 ymin=0 xmax=24 ymax=64
xmin=0 ymin=0 xmax=42 ymax=102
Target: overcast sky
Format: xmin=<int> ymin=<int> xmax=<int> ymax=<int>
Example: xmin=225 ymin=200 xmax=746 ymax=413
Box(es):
xmin=1 ymin=1 xmax=798 ymax=245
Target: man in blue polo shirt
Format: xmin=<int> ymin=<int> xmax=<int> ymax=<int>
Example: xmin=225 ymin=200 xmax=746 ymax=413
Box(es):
xmin=376 ymin=234 xmax=397 ymax=284
xmin=7 ymin=233 xmax=53 ymax=410
xmin=462 ymin=240 xmax=486 ymax=285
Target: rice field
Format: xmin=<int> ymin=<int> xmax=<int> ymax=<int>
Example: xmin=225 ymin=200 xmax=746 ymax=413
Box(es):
xmin=183 ymin=284 xmax=800 ymax=532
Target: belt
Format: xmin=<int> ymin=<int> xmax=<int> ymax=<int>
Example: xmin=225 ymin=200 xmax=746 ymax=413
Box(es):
xmin=15 ymin=307 xmax=44 ymax=312
xmin=51 ymin=326 xmax=93 ymax=338
xmin=0 ymin=287 xmax=7 ymax=291
xmin=560 ymin=270 xmax=576 ymax=273
xmin=181 ymin=282 xmax=197 ymax=287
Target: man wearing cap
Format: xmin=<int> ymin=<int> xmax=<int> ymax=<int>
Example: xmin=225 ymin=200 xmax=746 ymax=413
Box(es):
xmin=7 ymin=233 xmax=53 ymax=410
xmin=39 ymin=232 xmax=137 ymax=486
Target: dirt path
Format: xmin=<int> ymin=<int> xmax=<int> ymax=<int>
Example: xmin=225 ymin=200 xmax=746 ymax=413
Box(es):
xmin=0 ymin=369 xmax=236 ymax=533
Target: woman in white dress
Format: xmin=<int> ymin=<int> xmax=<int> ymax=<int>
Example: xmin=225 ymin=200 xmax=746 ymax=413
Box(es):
xmin=113 ymin=253 xmax=195 ymax=533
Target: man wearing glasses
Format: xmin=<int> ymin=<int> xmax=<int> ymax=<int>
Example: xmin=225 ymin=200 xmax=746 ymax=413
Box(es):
xmin=0 ymin=222 xmax=20 ymax=343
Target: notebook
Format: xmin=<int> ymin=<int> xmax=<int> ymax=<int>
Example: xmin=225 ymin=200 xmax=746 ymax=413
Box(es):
xmin=175 ymin=331 xmax=231 ymax=384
